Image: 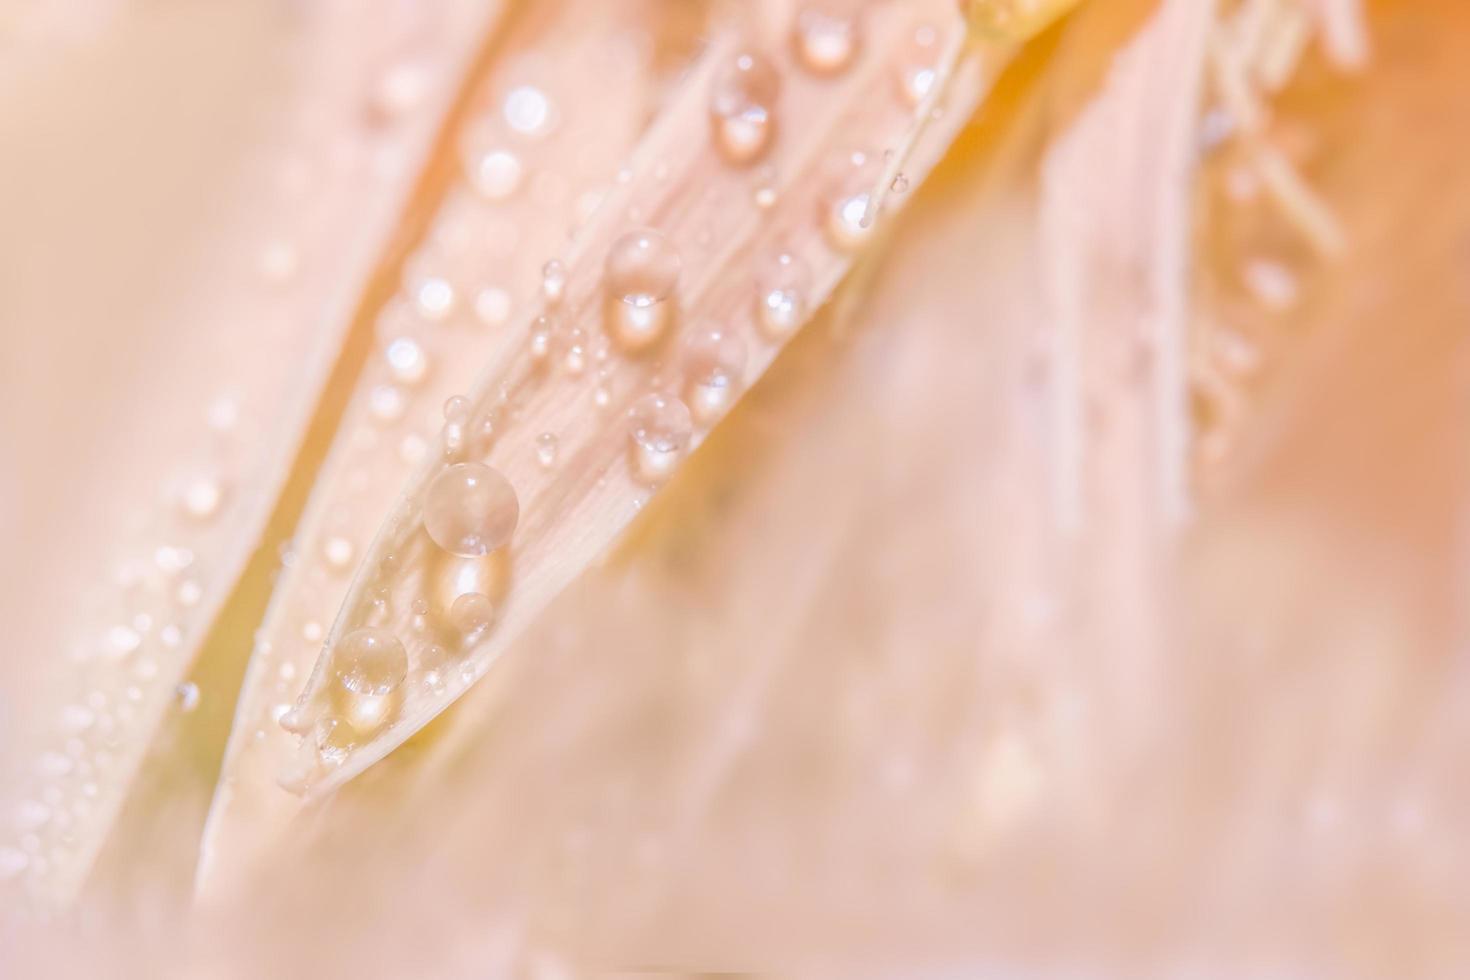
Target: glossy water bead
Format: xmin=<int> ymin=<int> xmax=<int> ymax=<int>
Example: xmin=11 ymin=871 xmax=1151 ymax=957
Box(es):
xmin=605 ymin=229 xmax=682 ymax=352
xmin=449 ymin=592 xmax=495 ymax=642
xmin=424 ymin=463 xmax=519 ymax=557
xmin=333 ymin=628 xmax=408 ymax=697
xmin=682 ymin=327 xmax=748 ymax=423
xmin=627 ymin=393 xmax=693 ymax=484
xmin=756 ymin=250 xmax=813 ymax=339
xmin=709 ymin=50 xmax=781 ymax=164
xmin=793 ymin=3 xmax=863 ymax=75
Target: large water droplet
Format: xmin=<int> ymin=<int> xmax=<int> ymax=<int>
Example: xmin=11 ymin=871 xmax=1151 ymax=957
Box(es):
xmin=605 ymin=229 xmax=681 ymax=352
xmin=756 ymin=250 xmax=813 ymax=339
xmin=423 ymin=463 xmax=519 ymax=557
xmin=793 ymin=3 xmax=862 ymax=75
xmin=709 ymin=50 xmax=781 ymax=164
xmin=333 ymin=628 xmax=408 ymax=697
xmin=682 ymin=326 xmax=748 ymax=423
xmin=627 ymin=393 xmax=693 ymax=484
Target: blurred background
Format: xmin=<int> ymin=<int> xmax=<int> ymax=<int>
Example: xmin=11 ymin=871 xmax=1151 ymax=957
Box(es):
xmin=1 ymin=0 xmax=1468 ymax=976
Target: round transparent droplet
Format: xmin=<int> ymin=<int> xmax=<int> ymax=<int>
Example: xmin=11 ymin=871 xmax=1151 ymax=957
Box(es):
xmin=449 ymin=592 xmax=495 ymax=642
xmin=605 ymin=229 xmax=681 ymax=352
xmin=709 ymin=50 xmax=781 ymax=165
xmin=793 ymin=3 xmax=862 ymax=75
xmin=423 ymin=462 xmax=520 ymax=557
xmin=756 ymin=250 xmax=813 ymax=339
xmin=896 ymin=23 xmax=942 ymax=107
xmin=627 ymin=393 xmax=693 ymax=483
xmin=541 ymin=259 xmax=567 ymax=304
xmin=683 ymin=327 xmax=748 ymax=422
xmin=333 ymin=628 xmax=408 ymax=697
xmin=535 ymin=432 xmax=559 ymax=469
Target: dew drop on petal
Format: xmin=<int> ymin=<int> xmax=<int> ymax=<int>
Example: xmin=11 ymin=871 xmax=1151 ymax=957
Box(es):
xmin=474 ymin=286 xmax=512 ymax=327
xmin=709 ymin=50 xmax=781 ymax=165
xmin=333 ymin=628 xmax=408 ymax=697
xmin=423 ymin=463 xmax=519 ymax=557
xmin=449 ymin=592 xmax=495 ymax=642
xmin=627 ymin=393 xmax=693 ymax=484
xmin=793 ymin=3 xmax=862 ymax=75
xmin=385 ymin=337 xmax=429 ymax=386
xmin=470 ymin=148 xmax=523 ymax=200
xmin=682 ymin=326 xmax=747 ymax=423
xmin=605 ymin=229 xmax=681 ymax=352
xmin=756 ymin=250 xmax=813 ymax=339
xmin=535 ymin=432 xmax=559 ymax=469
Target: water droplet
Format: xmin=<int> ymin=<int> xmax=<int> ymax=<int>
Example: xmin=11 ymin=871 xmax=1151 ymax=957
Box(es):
xmin=302 ymin=620 xmax=324 ymax=643
xmin=541 ymin=259 xmax=567 ymax=305
xmin=793 ymin=4 xmax=862 ymax=75
xmin=412 ymin=276 xmax=456 ymax=322
xmin=529 ymin=315 xmax=554 ymax=363
xmin=444 ymin=396 xmax=472 ymax=423
xmin=176 ymin=578 xmax=203 ymax=607
xmin=175 ymin=682 xmax=200 ymax=713
xmin=324 ymin=536 xmax=355 ymax=571
xmin=504 ymin=84 xmax=556 ymax=139
xmin=709 ymin=50 xmax=781 ymax=164
xmin=385 ymin=337 xmax=429 ymax=386
xmin=424 ymin=463 xmax=520 ymax=557
xmin=605 ymin=229 xmax=681 ymax=352
xmin=369 ymin=384 xmax=406 ymax=424
xmin=105 ymin=625 xmax=141 ymax=660
xmin=449 ymin=592 xmax=495 ymax=643
xmin=179 ymin=476 xmax=224 ymax=521
xmin=333 ymin=629 xmax=407 ymax=697
xmin=890 ymin=172 xmax=910 ymax=193
xmin=627 ymin=393 xmax=693 ymax=484
xmin=682 ymin=327 xmax=747 ymax=423
xmin=259 ymin=241 xmax=299 ymax=282
xmin=535 ymin=432 xmax=559 ymax=469
xmin=896 ymin=23 xmax=941 ymax=106
xmin=822 ymin=151 xmax=882 ymax=250
xmin=470 ymin=148 xmax=523 ymax=200
xmin=371 ymin=61 xmax=428 ymax=121
xmin=474 ymin=286 xmax=512 ymax=327
xmin=756 ymin=250 xmax=813 ymax=339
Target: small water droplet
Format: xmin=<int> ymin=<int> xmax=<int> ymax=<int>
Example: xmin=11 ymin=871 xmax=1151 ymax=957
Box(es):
xmin=709 ymin=50 xmax=781 ymax=164
xmin=822 ymin=151 xmax=882 ymax=250
xmin=412 ymin=276 xmax=456 ymax=322
xmin=369 ymin=384 xmax=406 ymax=424
xmin=627 ymin=393 xmax=693 ymax=484
xmin=371 ymin=61 xmax=428 ymax=121
xmin=449 ymin=592 xmax=495 ymax=643
xmin=259 ymin=241 xmax=299 ymax=282
xmin=385 ymin=337 xmax=429 ymax=386
xmin=756 ymin=250 xmax=813 ymax=339
xmin=443 ymin=396 xmax=472 ymax=423
xmin=896 ymin=23 xmax=941 ymax=107
xmin=535 ymin=432 xmax=559 ymax=469
xmin=682 ymin=326 xmax=748 ymax=423
xmin=541 ymin=259 xmax=567 ymax=305
xmin=424 ymin=463 xmax=520 ymax=557
xmin=793 ymin=3 xmax=862 ymax=75
xmin=474 ymin=286 xmax=512 ymax=327
xmin=529 ymin=315 xmax=554 ymax=363
xmin=179 ymin=476 xmax=224 ymax=521
xmin=890 ymin=172 xmax=910 ymax=193
xmin=175 ymin=682 xmax=200 ymax=713
xmin=605 ymin=229 xmax=682 ymax=352
xmin=470 ymin=148 xmax=523 ymax=200
xmin=105 ymin=625 xmax=141 ymax=660
xmin=504 ymin=84 xmax=556 ymax=139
